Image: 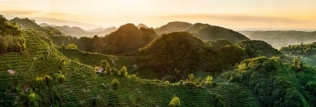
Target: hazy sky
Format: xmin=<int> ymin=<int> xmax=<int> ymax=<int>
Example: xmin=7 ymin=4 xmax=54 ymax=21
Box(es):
xmin=0 ymin=0 xmax=315 ymax=30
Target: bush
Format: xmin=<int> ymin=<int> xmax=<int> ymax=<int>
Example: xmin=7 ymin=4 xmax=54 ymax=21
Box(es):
xmin=169 ymin=96 xmax=181 ymax=107
xmin=36 ymin=75 xmax=53 ymax=86
xmin=111 ymin=78 xmax=120 ymax=90
xmin=66 ymin=44 xmax=77 ymax=49
xmin=188 ymin=73 xmax=194 ymax=81
xmin=28 ymin=92 xmax=39 ymax=107
xmin=130 ymin=74 xmax=137 ymax=79
xmin=100 ymin=60 xmax=111 ymax=72
xmin=55 ymin=73 xmax=65 ymax=84
xmin=205 ymin=76 xmax=213 ymax=85
xmin=306 ymin=81 xmax=316 ymax=97
xmin=291 ymin=58 xmax=303 ymax=71
xmin=214 ymin=94 xmax=226 ymax=107
xmin=119 ymin=66 xmax=128 ymax=77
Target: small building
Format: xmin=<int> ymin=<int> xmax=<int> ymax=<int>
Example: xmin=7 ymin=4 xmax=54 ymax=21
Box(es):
xmin=97 ymin=66 xmax=103 ymax=73
xmin=7 ymin=70 xmax=16 ymax=75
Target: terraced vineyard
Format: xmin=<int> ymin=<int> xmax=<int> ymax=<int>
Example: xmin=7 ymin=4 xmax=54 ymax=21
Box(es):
xmin=0 ymin=29 xmax=264 ymax=106
xmin=209 ymin=82 xmax=260 ymax=107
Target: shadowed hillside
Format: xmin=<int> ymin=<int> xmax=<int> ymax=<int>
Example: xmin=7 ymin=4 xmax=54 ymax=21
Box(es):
xmin=236 ymin=40 xmax=281 ymax=58
xmin=101 ymin=23 xmax=157 ymax=54
xmin=135 ymin=32 xmax=248 ymax=81
xmin=155 ymin=21 xmax=192 ymax=35
xmin=186 ymin=23 xmax=249 ymax=43
xmin=155 ymin=22 xmax=249 ymax=43
xmin=2 ymin=15 xmax=316 ymax=107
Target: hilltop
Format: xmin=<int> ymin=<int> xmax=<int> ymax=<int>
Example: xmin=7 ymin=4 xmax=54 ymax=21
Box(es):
xmin=137 ymin=23 xmax=149 ymax=29
xmin=135 ymin=32 xmax=248 ymax=81
xmin=186 ymin=23 xmax=249 ymax=43
xmin=156 ymin=22 xmax=249 ymax=43
xmin=101 ymin=23 xmax=156 ymax=54
xmin=155 ymin=21 xmax=192 ymax=35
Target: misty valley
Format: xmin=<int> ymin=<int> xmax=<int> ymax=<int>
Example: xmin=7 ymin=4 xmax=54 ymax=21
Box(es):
xmin=1 ymin=15 xmax=316 ymax=107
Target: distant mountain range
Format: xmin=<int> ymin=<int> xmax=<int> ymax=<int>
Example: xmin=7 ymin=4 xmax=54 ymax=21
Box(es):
xmin=32 ymin=17 xmax=102 ymax=30
xmin=240 ymin=31 xmax=316 ymax=49
xmin=39 ymin=23 xmax=118 ymax=37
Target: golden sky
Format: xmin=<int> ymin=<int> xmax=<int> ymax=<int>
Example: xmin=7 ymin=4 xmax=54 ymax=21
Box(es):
xmin=0 ymin=0 xmax=315 ymax=30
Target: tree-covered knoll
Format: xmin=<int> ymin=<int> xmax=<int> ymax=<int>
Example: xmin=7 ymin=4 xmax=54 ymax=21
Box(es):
xmin=101 ymin=23 xmax=156 ymax=54
xmin=0 ymin=15 xmax=25 ymax=54
xmin=135 ymin=32 xmax=248 ymax=81
xmin=156 ymin=22 xmax=249 ymax=44
xmin=12 ymin=18 xmax=157 ymax=55
xmin=185 ymin=23 xmax=249 ymax=43
xmin=280 ymin=42 xmax=316 ymax=66
xmin=220 ymin=56 xmax=310 ymax=107
xmin=280 ymin=42 xmax=316 ymax=56
xmin=155 ymin=21 xmax=193 ymax=35
xmin=237 ymin=40 xmax=281 ymax=58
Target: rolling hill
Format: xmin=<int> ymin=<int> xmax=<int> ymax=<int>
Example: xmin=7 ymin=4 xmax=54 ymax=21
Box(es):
xmin=2 ymin=15 xmax=316 ymax=107
xmin=155 ymin=21 xmax=193 ymax=35
xmin=156 ymin=22 xmax=249 ymax=43
xmin=101 ymin=23 xmax=156 ymax=54
xmin=135 ymin=32 xmax=248 ymax=81
xmin=186 ymin=23 xmax=249 ymax=43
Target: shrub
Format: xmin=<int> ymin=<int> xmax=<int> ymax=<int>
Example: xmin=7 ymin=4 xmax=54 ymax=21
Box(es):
xmin=111 ymin=78 xmax=120 ymax=90
xmin=130 ymin=74 xmax=137 ymax=79
xmin=66 ymin=44 xmax=77 ymax=49
xmin=169 ymin=96 xmax=181 ymax=107
xmin=56 ymin=73 xmax=65 ymax=84
xmin=100 ymin=60 xmax=111 ymax=72
xmin=188 ymin=73 xmax=194 ymax=81
xmin=35 ymin=75 xmax=54 ymax=87
xmin=291 ymin=58 xmax=303 ymax=71
xmin=306 ymin=81 xmax=316 ymax=97
xmin=28 ymin=92 xmax=39 ymax=107
xmin=214 ymin=94 xmax=226 ymax=107
xmin=74 ymin=58 xmax=80 ymax=62
xmin=119 ymin=66 xmax=128 ymax=77
xmin=205 ymin=76 xmax=213 ymax=85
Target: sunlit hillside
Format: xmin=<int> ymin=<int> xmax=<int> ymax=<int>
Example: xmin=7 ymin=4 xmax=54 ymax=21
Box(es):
xmin=1 ymin=0 xmax=316 ymax=106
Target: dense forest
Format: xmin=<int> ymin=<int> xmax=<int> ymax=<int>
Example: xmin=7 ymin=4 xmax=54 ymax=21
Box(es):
xmin=0 ymin=15 xmax=25 ymax=54
xmin=1 ymin=15 xmax=316 ymax=107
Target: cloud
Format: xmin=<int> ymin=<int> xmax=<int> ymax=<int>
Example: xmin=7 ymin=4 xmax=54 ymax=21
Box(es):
xmin=158 ymin=14 xmax=312 ymax=24
xmin=156 ymin=14 xmax=316 ymax=30
xmin=0 ymin=10 xmax=40 ymax=16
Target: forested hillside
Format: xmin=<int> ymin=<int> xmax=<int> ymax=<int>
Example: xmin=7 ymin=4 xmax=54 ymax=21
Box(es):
xmin=280 ymin=42 xmax=316 ymax=66
xmin=136 ymin=32 xmax=249 ymax=81
xmin=1 ymin=15 xmax=316 ymax=107
xmin=101 ymin=23 xmax=156 ymax=54
xmin=12 ymin=19 xmax=156 ymax=55
xmin=155 ymin=21 xmax=192 ymax=35
xmin=186 ymin=23 xmax=249 ymax=43
xmin=156 ymin=22 xmax=249 ymax=43
xmin=0 ymin=15 xmax=25 ymax=54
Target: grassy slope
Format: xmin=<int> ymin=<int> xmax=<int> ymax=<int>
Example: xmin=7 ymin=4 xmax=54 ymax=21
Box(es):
xmin=0 ymin=30 xmax=262 ymax=107
xmin=57 ymin=48 xmax=137 ymax=72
